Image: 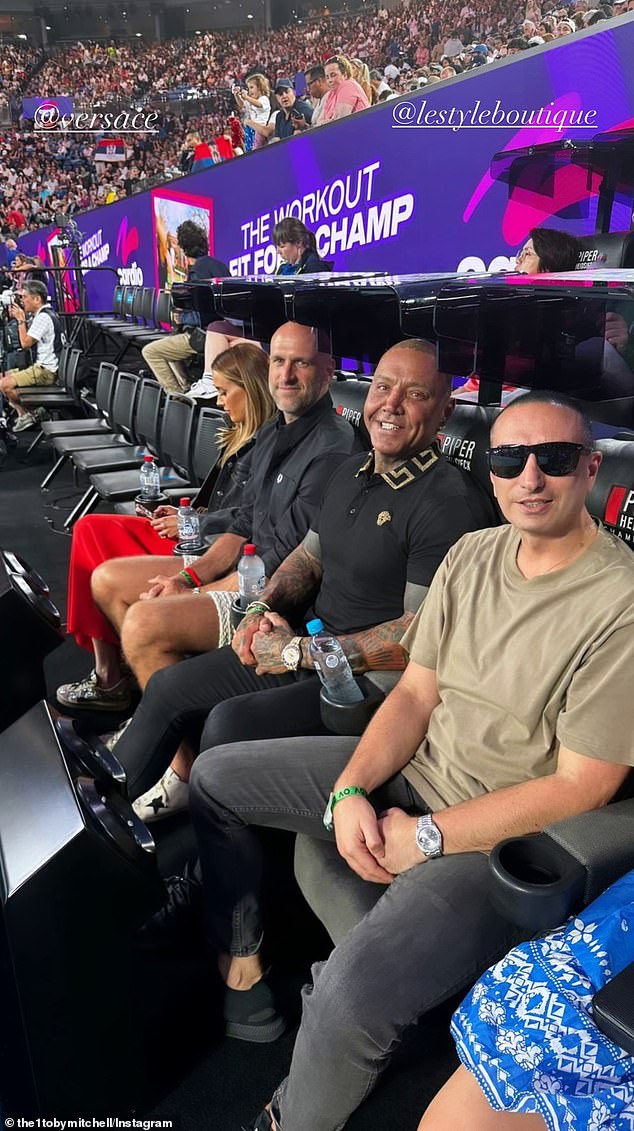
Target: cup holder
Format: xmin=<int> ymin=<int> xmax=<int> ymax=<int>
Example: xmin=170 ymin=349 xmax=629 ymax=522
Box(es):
xmin=230 ymin=597 xmax=248 ymax=632
xmin=133 ymin=492 xmax=169 ymax=517
xmin=172 ymin=540 xmax=206 ymax=558
xmin=489 ymin=833 xmax=587 ymax=932
xmin=319 ymin=678 xmax=385 ymax=736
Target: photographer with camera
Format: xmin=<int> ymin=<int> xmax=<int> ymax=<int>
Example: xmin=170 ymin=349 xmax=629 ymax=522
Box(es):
xmin=0 ymin=279 xmax=61 ymax=432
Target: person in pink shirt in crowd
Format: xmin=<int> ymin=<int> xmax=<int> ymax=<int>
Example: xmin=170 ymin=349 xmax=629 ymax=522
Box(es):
xmin=318 ymin=55 xmax=370 ymax=124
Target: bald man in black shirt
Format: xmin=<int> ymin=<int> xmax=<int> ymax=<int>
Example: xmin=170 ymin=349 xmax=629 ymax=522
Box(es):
xmin=113 ymin=339 xmax=498 ymax=821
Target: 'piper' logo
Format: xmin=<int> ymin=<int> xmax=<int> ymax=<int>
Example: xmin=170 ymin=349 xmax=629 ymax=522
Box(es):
xmin=439 ymin=433 xmax=476 ymax=471
xmin=336 ymin=404 xmax=361 ymax=428
xmin=604 ymin=485 xmax=634 ymax=545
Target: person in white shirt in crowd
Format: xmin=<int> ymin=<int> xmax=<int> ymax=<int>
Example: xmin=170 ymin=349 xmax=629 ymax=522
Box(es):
xmin=233 ymin=73 xmax=271 ymax=150
xmin=302 ymin=65 xmax=330 ymax=127
xmin=0 ymin=279 xmax=61 ymax=432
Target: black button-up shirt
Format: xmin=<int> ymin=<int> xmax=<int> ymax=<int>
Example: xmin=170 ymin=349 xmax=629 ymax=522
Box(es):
xmin=200 ymin=393 xmax=359 ymax=575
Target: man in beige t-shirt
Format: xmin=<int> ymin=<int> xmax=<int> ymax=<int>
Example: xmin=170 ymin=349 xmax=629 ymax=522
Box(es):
xmin=190 ymin=391 xmax=634 ymax=1131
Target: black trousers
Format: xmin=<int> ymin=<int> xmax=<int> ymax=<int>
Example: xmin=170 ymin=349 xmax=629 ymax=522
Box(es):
xmin=114 ymin=645 xmax=328 ymax=798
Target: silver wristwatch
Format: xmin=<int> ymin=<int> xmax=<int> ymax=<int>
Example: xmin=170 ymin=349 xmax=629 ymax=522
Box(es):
xmin=415 ymin=814 xmax=443 ymax=859
xmin=281 ymin=636 xmax=303 ymax=672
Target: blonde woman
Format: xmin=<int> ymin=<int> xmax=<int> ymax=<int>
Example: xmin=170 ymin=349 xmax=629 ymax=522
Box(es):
xmin=351 ymin=58 xmax=374 ymax=104
xmin=57 ymin=343 xmax=276 ymax=711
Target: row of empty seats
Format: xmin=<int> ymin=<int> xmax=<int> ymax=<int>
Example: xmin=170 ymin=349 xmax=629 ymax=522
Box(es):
xmin=27 ymin=353 xmax=223 ymax=528
xmin=74 ymin=284 xmax=175 ymax=370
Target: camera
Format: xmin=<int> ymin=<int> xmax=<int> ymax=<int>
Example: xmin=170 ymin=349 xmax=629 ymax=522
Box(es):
xmin=0 ymin=288 xmax=17 ymax=309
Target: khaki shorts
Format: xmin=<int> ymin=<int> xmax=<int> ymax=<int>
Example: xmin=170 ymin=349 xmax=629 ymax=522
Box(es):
xmin=11 ymin=364 xmax=58 ymax=388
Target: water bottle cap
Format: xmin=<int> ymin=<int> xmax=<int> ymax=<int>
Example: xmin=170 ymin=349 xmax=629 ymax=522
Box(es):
xmin=179 ymin=497 xmax=191 ymax=506
xmin=143 ymin=454 xmax=154 ymax=462
xmin=243 ymin=543 xmax=256 ymax=555
xmin=306 ymin=618 xmax=324 ymax=635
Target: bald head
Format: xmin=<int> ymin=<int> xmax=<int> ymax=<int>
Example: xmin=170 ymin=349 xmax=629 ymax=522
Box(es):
xmin=379 ymin=339 xmax=453 ymax=398
xmin=365 ymin=339 xmax=454 ymax=468
xmin=491 ymin=391 xmax=593 ymax=448
xmin=268 ymin=321 xmax=335 ymax=422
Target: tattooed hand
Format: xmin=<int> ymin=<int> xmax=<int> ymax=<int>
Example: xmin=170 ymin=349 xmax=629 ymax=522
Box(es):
xmin=232 ymin=612 xmax=270 ymax=666
xmin=252 ymin=620 xmax=297 ymax=676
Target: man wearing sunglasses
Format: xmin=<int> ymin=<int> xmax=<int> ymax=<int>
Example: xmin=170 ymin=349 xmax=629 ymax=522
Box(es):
xmin=190 ymin=390 xmax=634 ymax=1131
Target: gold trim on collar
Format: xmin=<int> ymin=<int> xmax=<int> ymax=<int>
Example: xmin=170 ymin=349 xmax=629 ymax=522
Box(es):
xmin=355 ymin=444 xmax=440 ymax=490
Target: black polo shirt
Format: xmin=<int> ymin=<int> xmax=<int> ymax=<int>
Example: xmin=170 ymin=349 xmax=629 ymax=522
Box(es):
xmin=312 ymin=445 xmax=498 ymax=635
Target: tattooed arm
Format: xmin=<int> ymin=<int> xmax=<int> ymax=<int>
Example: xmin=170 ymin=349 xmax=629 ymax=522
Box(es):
xmin=232 ymin=531 xmax=323 ymax=666
xmin=337 ymin=612 xmax=418 ymax=672
xmin=260 ymin=529 xmax=323 ymax=614
xmin=292 ymin=582 xmax=429 ymax=675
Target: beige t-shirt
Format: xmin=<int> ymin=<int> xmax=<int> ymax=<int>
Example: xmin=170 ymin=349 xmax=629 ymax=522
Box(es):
xmin=401 ymin=524 xmax=634 ymax=810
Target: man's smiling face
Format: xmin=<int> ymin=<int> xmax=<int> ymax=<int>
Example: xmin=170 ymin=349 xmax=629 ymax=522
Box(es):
xmin=364 ymin=345 xmax=452 ymax=463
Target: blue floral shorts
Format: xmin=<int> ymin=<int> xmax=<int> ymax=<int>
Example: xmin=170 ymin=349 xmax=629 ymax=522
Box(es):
xmin=452 ymin=869 xmax=634 ymax=1131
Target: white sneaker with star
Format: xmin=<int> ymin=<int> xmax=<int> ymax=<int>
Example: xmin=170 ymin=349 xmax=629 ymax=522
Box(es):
xmin=132 ymin=767 xmax=189 ymax=822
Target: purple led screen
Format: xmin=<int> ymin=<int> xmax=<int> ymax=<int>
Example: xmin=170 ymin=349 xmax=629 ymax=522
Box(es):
xmin=22 ymin=97 xmax=74 ymax=119
xmin=20 ymin=19 xmax=634 ymax=312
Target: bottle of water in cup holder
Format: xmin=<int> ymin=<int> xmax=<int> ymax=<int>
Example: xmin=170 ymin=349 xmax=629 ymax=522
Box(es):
xmin=177 ymin=497 xmax=202 ymax=567
xmin=237 ymin=544 xmax=266 ymax=609
xmin=307 ymin=618 xmax=364 ymax=705
xmin=139 ymin=455 xmax=160 ymax=500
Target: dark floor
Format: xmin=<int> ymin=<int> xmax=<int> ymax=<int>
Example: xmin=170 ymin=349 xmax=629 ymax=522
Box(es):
xmin=0 ymin=435 xmax=458 ymax=1131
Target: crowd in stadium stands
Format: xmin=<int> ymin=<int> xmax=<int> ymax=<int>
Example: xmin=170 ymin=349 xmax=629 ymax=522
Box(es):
xmin=0 ymin=43 xmax=39 ymax=109
xmin=1 ymin=0 xmax=633 ymax=236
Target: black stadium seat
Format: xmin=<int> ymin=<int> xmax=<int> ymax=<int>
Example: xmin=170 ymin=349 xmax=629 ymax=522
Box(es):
xmin=576 ymin=232 xmax=634 ymax=270
xmin=332 ymin=377 xmax=371 ymax=446
xmin=588 ymin=438 xmax=634 ymax=549
xmin=438 ymin=403 xmax=499 ymax=501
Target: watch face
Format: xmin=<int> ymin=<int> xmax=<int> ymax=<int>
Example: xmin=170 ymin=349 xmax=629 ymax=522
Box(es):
xmin=416 ymin=817 xmax=442 ymax=857
xmin=282 ymin=643 xmax=301 ymax=670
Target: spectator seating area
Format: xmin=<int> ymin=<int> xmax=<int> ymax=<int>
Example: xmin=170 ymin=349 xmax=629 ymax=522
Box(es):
xmin=2 ymin=0 xmax=633 ymax=235
xmin=29 ymin=321 xmax=634 ymax=540
xmin=1 ymin=275 xmax=634 ymax=1124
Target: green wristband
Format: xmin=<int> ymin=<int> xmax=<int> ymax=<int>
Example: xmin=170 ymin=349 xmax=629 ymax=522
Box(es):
xmin=179 ymin=568 xmax=197 ymax=588
xmin=323 ymin=786 xmax=369 ymax=831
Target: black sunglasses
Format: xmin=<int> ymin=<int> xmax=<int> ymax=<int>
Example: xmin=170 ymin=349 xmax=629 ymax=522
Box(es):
xmin=488 ymin=442 xmax=592 ymax=479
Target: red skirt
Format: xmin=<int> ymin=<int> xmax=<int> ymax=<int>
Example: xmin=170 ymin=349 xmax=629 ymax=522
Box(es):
xmin=67 ymin=513 xmax=178 ymax=651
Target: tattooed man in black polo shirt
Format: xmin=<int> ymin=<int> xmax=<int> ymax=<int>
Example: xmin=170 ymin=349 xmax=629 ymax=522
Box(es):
xmin=113 ymin=339 xmax=497 ymax=819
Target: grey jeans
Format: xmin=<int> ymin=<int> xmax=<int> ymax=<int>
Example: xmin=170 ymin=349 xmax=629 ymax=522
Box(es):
xmin=189 ymin=736 xmax=526 ymax=1131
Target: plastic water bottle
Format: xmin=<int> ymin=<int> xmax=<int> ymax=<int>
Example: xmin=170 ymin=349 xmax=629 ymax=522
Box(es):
xmin=237 ymin=543 xmax=266 ymax=609
xmin=139 ymin=454 xmax=160 ymax=499
xmin=307 ymin=618 xmax=364 ymax=705
xmin=177 ymin=497 xmax=202 ymax=566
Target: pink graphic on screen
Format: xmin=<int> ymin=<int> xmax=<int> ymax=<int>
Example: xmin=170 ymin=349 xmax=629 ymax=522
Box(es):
xmin=464 ymin=101 xmax=634 ymax=246
xmin=151 ymin=187 xmax=213 ymax=291
xmin=116 ymin=217 xmax=139 ymax=266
